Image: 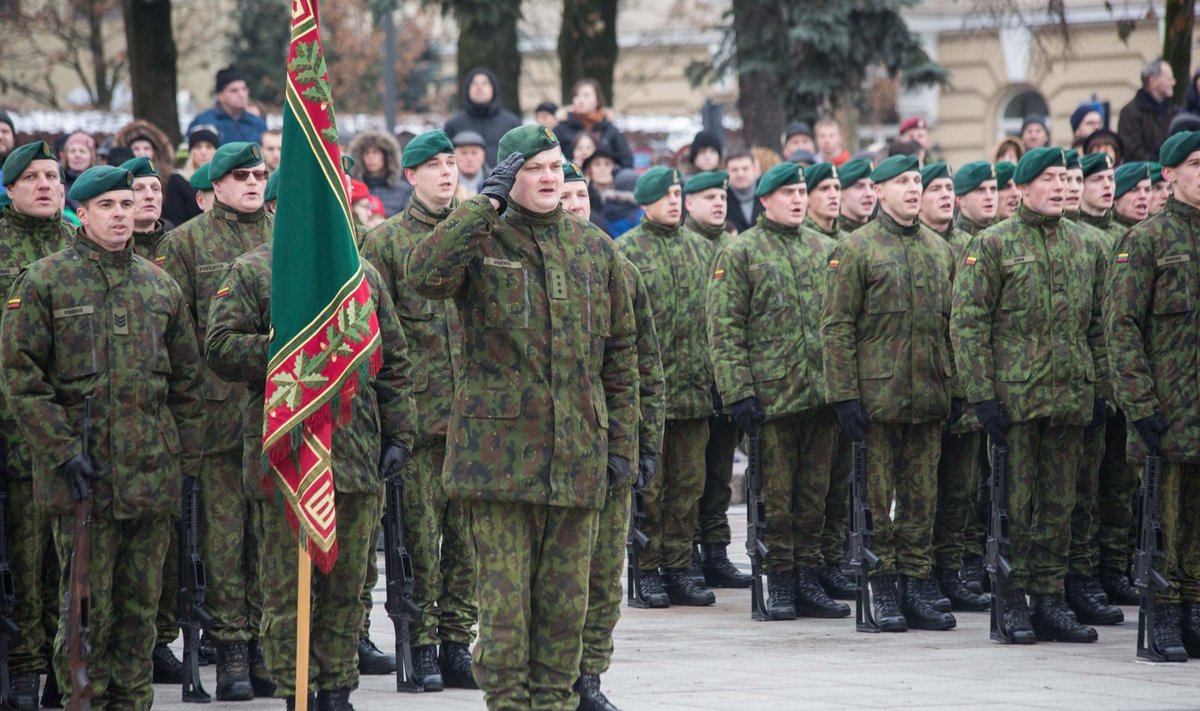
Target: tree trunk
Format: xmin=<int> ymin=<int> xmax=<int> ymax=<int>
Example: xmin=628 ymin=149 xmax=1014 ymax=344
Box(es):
xmin=558 ymin=0 xmax=618 ymax=106
xmin=124 ymin=0 xmax=181 ymax=145
xmin=732 ymin=0 xmax=785 ymax=151
xmin=1163 ymin=0 xmax=1195 ymax=105
xmin=456 ymin=1 xmax=523 ymax=115
xmin=87 ymin=1 xmax=111 ymax=108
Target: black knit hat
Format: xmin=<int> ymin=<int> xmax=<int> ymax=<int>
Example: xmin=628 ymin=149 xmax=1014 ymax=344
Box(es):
xmin=215 ymin=65 xmax=246 ymax=93
xmin=688 ymin=130 xmax=723 ymax=164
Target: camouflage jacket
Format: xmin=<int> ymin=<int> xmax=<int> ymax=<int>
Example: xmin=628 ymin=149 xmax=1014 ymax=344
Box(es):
xmin=0 ymin=208 xmax=73 ymax=479
xmin=360 ymin=197 xmax=461 ymax=444
xmin=132 ymin=222 xmax=169 ymax=266
xmin=839 ymin=214 xmax=872 ymax=235
xmin=802 ymin=215 xmax=841 ymax=245
xmin=1104 ymin=197 xmax=1200 ymax=463
xmin=709 ymin=215 xmax=832 ymax=418
xmin=617 ymin=217 xmax=714 ymax=420
xmin=951 ymin=205 xmax=1107 ymax=425
xmin=821 ymin=212 xmax=955 ymax=424
xmin=1 ymin=231 xmax=204 ymax=516
xmin=161 ymin=201 xmax=271 ymax=454
xmin=618 ymin=254 xmax=666 ymax=455
xmin=407 ymin=196 xmax=638 ymax=510
xmin=954 ymin=214 xmax=990 ymax=237
xmin=685 ymin=216 xmax=732 ymax=269
xmin=205 ymin=242 xmax=416 ymax=494
xmin=926 ymin=220 xmax=980 ymax=433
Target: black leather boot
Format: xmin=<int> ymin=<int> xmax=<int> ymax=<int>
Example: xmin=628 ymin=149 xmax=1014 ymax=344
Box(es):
xmin=900 ymin=575 xmax=956 ymax=630
xmin=284 ymin=694 xmax=316 ymax=711
xmin=871 ymin=575 xmax=908 ymax=632
xmin=10 ymin=672 xmax=38 ymax=711
xmin=412 ymin=644 xmax=444 ymax=691
xmin=439 ymin=642 xmax=478 ymax=689
xmin=793 ymin=568 xmax=850 ymax=618
xmin=688 ymin=545 xmax=706 ymax=586
xmin=1000 ymin=589 xmax=1036 ymax=644
xmin=152 ymin=643 xmax=184 ymax=684
xmin=662 ymin=568 xmax=715 ymax=606
xmin=1151 ymin=603 xmax=1189 ymax=662
xmin=249 ymin=639 xmax=277 ymax=697
xmin=1100 ymin=568 xmax=1139 ymax=606
xmin=766 ymin=572 xmax=796 ymax=621
xmin=818 ymin=564 xmax=857 ymax=600
xmin=1183 ymin=602 xmax=1200 ymax=658
xmin=701 ymin=544 xmax=753 ymax=588
xmin=215 ymin=641 xmax=255 ymax=701
xmin=356 ymin=636 xmax=396 ymax=675
xmin=40 ymin=667 xmax=62 ymax=709
xmin=575 ymin=673 xmax=621 ymax=711
xmin=316 ymin=688 xmax=355 ymax=711
xmin=633 ymin=570 xmax=670 ymax=608
xmin=1031 ymin=593 xmax=1099 ymax=643
xmin=961 ymin=555 xmax=985 ymax=595
xmin=1065 ymin=573 xmax=1123 ymax=625
xmin=919 ymin=576 xmax=951 ymax=612
xmin=936 ymin=567 xmax=990 ymax=612
xmin=199 ymin=632 xmax=216 ymax=666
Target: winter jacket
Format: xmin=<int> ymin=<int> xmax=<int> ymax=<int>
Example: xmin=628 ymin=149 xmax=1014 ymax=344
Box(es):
xmin=554 ymin=113 xmax=634 ymax=170
xmin=443 ymin=68 xmax=522 ymax=165
xmin=1117 ymin=88 xmax=1177 ymax=162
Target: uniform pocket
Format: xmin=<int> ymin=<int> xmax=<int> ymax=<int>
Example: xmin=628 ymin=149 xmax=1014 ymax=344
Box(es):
xmin=481 ymin=259 xmax=530 ymax=329
xmin=999 ymin=256 xmax=1036 ymax=312
xmin=1152 ymin=261 xmax=1193 ymax=315
xmin=52 ymin=305 xmax=103 ymax=380
xmin=866 ymin=261 xmax=908 ymax=314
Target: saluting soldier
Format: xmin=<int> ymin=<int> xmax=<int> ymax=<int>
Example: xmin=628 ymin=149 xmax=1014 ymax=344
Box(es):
xmin=837 ymin=159 xmax=876 ymax=233
xmin=802 ymin=162 xmax=841 ymax=243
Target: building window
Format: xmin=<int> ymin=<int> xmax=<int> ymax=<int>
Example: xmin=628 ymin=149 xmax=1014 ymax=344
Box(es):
xmin=998 ymin=88 xmax=1049 ymax=139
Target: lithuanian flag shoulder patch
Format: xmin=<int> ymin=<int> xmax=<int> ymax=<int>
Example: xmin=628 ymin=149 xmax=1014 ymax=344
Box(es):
xmin=964 ymin=255 xmax=977 ymax=266
xmin=215 ymin=286 xmax=230 ymax=299
xmin=828 ymin=259 xmax=840 ymax=270
xmin=712 ymin=267 xmax=725 ymax=280
xmin=6 ymin=297 xmax=20 ymax=310
xmin=1115 ymin=252 xmax=1130 ymax=264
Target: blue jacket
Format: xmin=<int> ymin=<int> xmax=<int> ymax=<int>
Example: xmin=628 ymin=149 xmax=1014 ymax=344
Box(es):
xmin=188 ymin=106 xmax=267 ymax=146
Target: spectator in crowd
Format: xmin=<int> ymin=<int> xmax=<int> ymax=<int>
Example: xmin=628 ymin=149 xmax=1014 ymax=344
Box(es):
xmin=554 ymin=78 xmax=634 ymax=169
xmin=0 ymin=110 xmax=14 ymax=178
xmin=601 ymin=169 xmax=642 ymax=238
xmin=535 ymin=101 xmax=559 ymax=130
xmin=452 ymin=130 xmax=489 ymax=201
xmin=260 ymin=128 xmax=282 ymax=172
xmin=583 ymin=148 xmax=617 ymax=193
xmin=781 ymin=122 xmax=815 ymax=160
xmin=816 ymin=118 xmax=851 ymax=166
xmin=443 ymin=67 xmax=521 ymax=165
xmin=1118 ymin=58 xmax=1177 ymax=161
xmin=724 ymin=149 xmax=762 ymax=233
xmin=349 ymin=179 xmax=373 ymax=229
xmin=1084 ymin=128 xmax=1124 ymax=165
xmin=166 ymin=125 xmax=218 ymax=227
xmin=898 ymin=117 xmax=930 ymax=149
xmin=571 ymin=131 xmax=599 ymax=166
xmin=1170 ymin=111 xmax=1200 ymax=136
xmin=187 ymin=65 xmax=267 ymax=145
xmin=348 ymin=128 xmax=410 ymax=217
xmin=59 ymin=131 xmax=96 ymax=210
xmin=788 ymin=149 xmax=818 ymax=167
xmin=752 ymin=146 xmax=782 ymax=174
xmin=993 ymin=136 xmax=1023 ymax=165
xmin=689 ymin=130 xmax=723 ymax=173
xmin=1184 ymin=67 xmax=1200 ymax=114
xmin=113 ymin=119 xmax=187 ymax=229
xmin=1072 ymin=103 xmax=1105 ymax=143
xmin=1020 ymin=115 xmax=1050 ymax=150
xmin=888 ymin=138 xmax=923 ymax=164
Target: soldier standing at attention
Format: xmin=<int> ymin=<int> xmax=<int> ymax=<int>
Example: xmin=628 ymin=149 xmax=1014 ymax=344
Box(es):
xmin=709 ymin=162 xmax=850 ymax=622
xmin=1 ymin=165 xmax=204 ymax=710
xmin=954 ymin=161 xmax=997 ymax=237
xmin=1076 ymin=153 xmax=1117 ymax=237
xmin=1063 ymin=150 xmax=1084 ymax=219
xmin=837 ymin=159 xmax=876 ymax=233
xmin=407 ymin=125 xmax=638 ymax=710
xmin=160 ymin=142 xmax=272 ymax=699
xmin=802 ymin=162 xmax=841 ymax=243
xmin=951 ymin=147 xmax=1108 ymax=645
xmin=995 ymin=161 xmax=1021 ymax=222
xmin=1148 ymin=162 xmax=1171 ymax=215
xmin=618 ymin=166 xmax=717 ymax=608
xmin=1112 ymin=162 xmax=1154 ymax=234
xmin=821 ymin=154 xmax=957 ymax=633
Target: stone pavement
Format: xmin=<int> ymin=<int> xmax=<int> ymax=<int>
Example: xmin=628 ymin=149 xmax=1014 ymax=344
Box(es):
xmin=154 ymin=503 xmax=1198 ymax=710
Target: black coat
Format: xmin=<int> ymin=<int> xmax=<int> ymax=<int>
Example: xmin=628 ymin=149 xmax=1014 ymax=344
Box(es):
xmin=443 ymin=68 xmax=522 ymax=166
xmin=1117 ymin=88 xmax=1177 ymax=162
xmin=725 ymin=183 xmax=763 ymax=234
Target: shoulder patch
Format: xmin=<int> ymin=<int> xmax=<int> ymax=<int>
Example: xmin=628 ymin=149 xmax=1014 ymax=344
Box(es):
xmin=154 ymin=255 xmax=166 ymax=266
xmin=963 ymin=255 xmax=977 ymax=266
xmin=712 ymin=267 xmax=725 ymax=279
xmin=6 ymin=297 xmax=20 ymax=310
xmin=1002 ymin=255 xmax=1035 ymax=267
xmin=828 ymin=259 xmax=840 ymax=270
xmin=1115 ymin=252 xmax=1130 ymax=264
xmin=215 ymin=286 xmax=230 ymax=299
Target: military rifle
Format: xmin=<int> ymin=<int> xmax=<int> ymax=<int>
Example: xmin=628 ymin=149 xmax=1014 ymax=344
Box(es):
xmin=625 ymin=486 xmax=651 ymax=607
xmin=745 ymin=432 xmax=769 ymax=621
xmin=1134 ymin=453 xmax=1171 ymax=662
xmin=985 ymin=442 xmax=1015 ymax=643
xmin=382 ymin=476 xmax=421 ymax=692
xmin=177 ymin=474 xmax=212 ymax=703
xmin=0 ymin=442 xmax=21 ymax=711
xmin=847 ymin=440 xmax=881 ymax=632
xmin=66 ymin=397 xmax=93 ymax=711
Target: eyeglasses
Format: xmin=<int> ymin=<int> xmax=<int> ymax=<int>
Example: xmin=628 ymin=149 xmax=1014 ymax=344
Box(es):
xmin=230 ymin=169 xmax=268 ymax=182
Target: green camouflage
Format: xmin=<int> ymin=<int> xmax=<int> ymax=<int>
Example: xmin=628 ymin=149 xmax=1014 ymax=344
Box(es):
xmin=953 ymin=214 xmax=990 ymax=237
xmin=866 ymin=423 xmax=942 ymax=578
xmin=1069 ymin=418 xmax=1104 ymax=576
xmin=802 ymin=216 xmax=841 ymax=244
xmin=1095 ymin=412 xmax=1136 ymax=574
xmin=619 ymin=254 xmax=666 ymax=456
xmin=638 ymin=418 xmax=707 ymax=570
xmin=759 ymin=409 xmax=839 ymax=572
xmin=699 ymin=416 xmax=737 ymax=546
xmin=131 ymin=222 xmax=168 ymax=265
xmin=934 ymin=430 xmax=983 ymax=571
xmin=1157 ymin=462 xmax=1200 ymax=604
xmin=821 ymin=436 xmax=850 ymax=567
xmin=839 ymin=214 xmax=870 ymax=234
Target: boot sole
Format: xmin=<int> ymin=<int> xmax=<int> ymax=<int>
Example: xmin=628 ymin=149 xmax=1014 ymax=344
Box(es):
xmin=1074 ymin=611 xmax=1124 ymax=626
xmin=768 ymin=609 xmax=797 ymax=621
xmin=627 ymin=597 xmax=670 ymax=609
xmin=878 ymin=619 xmax=908 ymax=632
xmin=795 ymin=604 xmax=851 ymax=619
xmin=251 ymin=675 xmax=278 ymax=697
xmin=1033 ymin=627 xmax=1098 ymax=643
xmin=907 ymin=619 xmax=957 ymax=631
xmin=667 ymin=595 xmax=716 ymax=606
xmin=706 ymin=577 xmax=753 ymax=589
xmin=215 ymin=686 xmax=256 ymax=702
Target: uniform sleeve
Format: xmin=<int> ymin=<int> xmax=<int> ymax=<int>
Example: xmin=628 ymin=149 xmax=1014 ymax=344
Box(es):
xmin=1103 ymin=228 xmax=1158 ymax=420
xmin=950 ymin=233 xmax=1001 ymax=404
xmin=359 ymin=227 xmax=396 ymax=303
xmin=407 ymin=195 xmax=498 ymax=300
xmin=820 ymin=240 xmax=864 ymax=404
xmin=160 ymin=232 xmax=198 ymax=322
xmin=165 ymin=286 xmax=206 ymax=467
xmin=1087 ymin=234 xmax=1110 ymax=400
xmin=367 ymin=266 xmax=416 ymax=448
xmin=205 ymin=262 xmax=270 ymax=384
xmin=602 ymin=247 xmax=640 ymax=462
xmin=622 ymin=257 xmax=665 ymax=455
xmin=706 ymin=241 xmax=755 ymax=405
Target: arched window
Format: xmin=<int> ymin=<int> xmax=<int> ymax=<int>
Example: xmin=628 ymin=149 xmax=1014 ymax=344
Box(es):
xmin=998 ymin=88 xmax=1049 ymax=139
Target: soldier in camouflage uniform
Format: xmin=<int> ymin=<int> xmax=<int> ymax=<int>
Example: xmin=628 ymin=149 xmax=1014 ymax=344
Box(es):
xmin=618 ymin=166 xmax=717 ymax=608
xmin=160 ymin=142 xmax=272 ymax=699
xmin=995 ymin=161 xmax=1020 ymax=222
xmin=1076 ymin=154 xmax=1118 ymax=238
xmin=802 ymin=162 xmax=841 ymax=243
xmin=1104 ymin=130 xmax=1200 ymax=661
xmin=821 ymin=155 xmax=957 ymax=632
xmin=360 ymin=130 xmax=477 ymax=690
xmin=190 ymin=163 xmax=215 ymax=215
xmin=407 ymin=126 xmax=638 ymax=711
xmin=951 ymin=147 xmax=1108 ymax=645
xmin=1149 ymin=162 xmax=1171 ymax=215
xmin=682 ymin=170 xmax=751 ymax=590
xmin=1063 ymin=150 xmax=1084 ymax=219
xmin=1112 ymin=162 xmax=1153 ymax=232
xmin=709 ymin=161 xmax=850 ymax=622
xmin=1 ymin=165 xmax=205 ymax=711
xmin=0 ymin=142 xmax=73 ymax=708
xmin=836 ymin=159 xmax=876 ymax=234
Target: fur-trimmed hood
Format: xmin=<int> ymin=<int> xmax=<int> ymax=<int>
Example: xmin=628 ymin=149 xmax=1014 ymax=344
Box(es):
xmin=348 ymin=129 xmax=402 ymax=187
xmin=113 ymin=119 xmax=175 ymax=178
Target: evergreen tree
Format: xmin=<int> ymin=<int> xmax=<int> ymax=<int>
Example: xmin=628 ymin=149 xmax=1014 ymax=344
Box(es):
xmin=228 ymin=0 xmax=292 ymax=108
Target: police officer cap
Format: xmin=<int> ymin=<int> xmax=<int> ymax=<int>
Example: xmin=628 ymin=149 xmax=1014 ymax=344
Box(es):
xmin=1159 ymin=130 xmax=1200 ymax=167
xmin=995 ymin=161 xmax=1016 ymax=188
xmin=562 ymin=162 xmax=585 ymax=183
xmin=402 ymin=130 xmax=455 ymax=170
xmin=208 ymin=141 xmax=263 ymax=182
xmin=920 ymin=162 xmax=951 ymax=189
xmin=68 ymin=165 xmax=133 ymax=203
xmin=1113 ymin=162 xmax=1151 ymax=200
xmin=684 ymin=170 xmax=728 ymax=195
xmin=1150 ymin=162 xmax=1165 ymax=184
xmin=755 ymin=161 xmax=805 ymax=198
xmin=803 ymin=163 xmax=838 ymax=189
xmin=1013 ymin=147 xmax=1067 ymax=185
xmin=498 ymin=124 xmax=560 ymax=162
xmin=264 ymin=170 xmax=280 ymax=203
xmin=1080 ymin=152 xmax=1113 ymax=178
xmin=838 ymin=159 xmax=873 ymax=188
xmin=870 ymin=154 xmax=920 ymax=184
xmin=119 ymin=156 xmax=160 ymax=179
xmin=953 ymin=161 xmax=994 ymax=195
xmin=2 ymin=141 xmax=58 ymax=187
xmin=189 ymin=163 xmax=213 ymax=192
xmin=634 ymin=165 xmax=682 ymax=205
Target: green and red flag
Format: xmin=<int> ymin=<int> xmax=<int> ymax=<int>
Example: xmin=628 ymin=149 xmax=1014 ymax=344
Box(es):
xmin=263 ymin=0 xmax=381 ymax=573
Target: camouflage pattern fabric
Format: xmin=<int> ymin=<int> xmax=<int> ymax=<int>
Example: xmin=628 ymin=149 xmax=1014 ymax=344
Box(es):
xmin=699 ymin=416 xmax=737 ymax=546
xmin=360 ymin=515 xmax=382 ymax=638
xmin=1069 ymin=419 xmax=1105 ymax=577
xmin=1158 ymin=462 xmax=1200 ymax=604
xmin=638 ymin=418 xmax=707 ymax=570
xmin=155 ymin=525 xmax=180 ymax=644
xmin=1095 ymin=412 xmax=1136 ymax=574
xmin=618 ymin=253 xmax=665 ymax=456
xmin=802 ymin=216 xmax=841 ymax=245
xmin=759 ymin=408 xmax=839 ymax=573
xmin=821 ymin=436 xmax=850 ymax=568
xmin=131 ymin=222 xmax=168 ymax=265
xmin=580 ymin=480 xmax=630 ymax=677
xmin=934 ymin=430 xmax=983 ymax=571
xmin=864 ymin=423 xmax=942 ymax=579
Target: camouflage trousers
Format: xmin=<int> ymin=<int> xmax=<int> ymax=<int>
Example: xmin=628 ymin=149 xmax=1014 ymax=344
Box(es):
xmin=821 ymin=433 xmax=851 ymax=567
xmin=865 ymin=422 xmax=940 ymax=579
xmin=1096 ymin=412 xmax=1136 ymax=574
xmin=760 ymin=408 xmax=839 ymax=573
xmin=962 ymin=443 xmax=989 ymax=561
xmin=155 ymin=524 xmax=179 ymax=645
xmin=933 ymin=430 xmax=983 ymax=572
xmin=201 ymin=449 xmax=262 ymax=644
xmin=359 ymin=516 xmax=382 ymax=640
xmin=639 ymin=418 xmax=708 ymax=570
xmin=698 ymin=415 xmax=738 ymax=546
xmin=1002 ymin=419 xmax=1082 ymax=594
xmin=1158 ymin=461 xmax=1200 ymax=604
xmin=580 ymin=482 xmax=631 ymax=676
xmin=51 ymin=510 xmax=170 ymax=711
xmin=7 ymin=478 xmax=59 ymax=675
xmin=258 ymin=491 xmax=378 ymax=697
xmin=1068 ymin=419 xmax=1105 ymax=576
xmin=469 ymin=500 xmax=598 ymax=711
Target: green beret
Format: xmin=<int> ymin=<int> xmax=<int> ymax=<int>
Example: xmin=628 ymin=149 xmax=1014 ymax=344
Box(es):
xmin=1150 ymin=162 xmax=1165 ymax=184
xmin=497 ymin=124 xmax=560 ymax=162
xmin=755 ymin=161 xmax=805 ymax=197
xmin=68 ymin=165 xmax=133 ymax=202
xmin=1013 ymin=147 xmax=1067 ymax=185
xmin=2 ymin=141 xmax=58 ymax=187
xmin=1159 ymin=130 xmax=1200 ymax=167
xmin=189 ymin=163 xmax=213 ymax=191
xmin=920 ymin=162 xmax=951 ymax=189
xmin=562 ymin=162 xmax=585 ymax=183
xmin=838 ymin=159 xmax=873 ymax=187
xmin=870 ymin=155 xmax=920 ymax=184
xmin=264 ymin=170 xmax=280 ymax=203
xmin=402 ymin=130 xmax=455 ymax=170
xmin=1113 ymin=162 xmax=1151 ymax=200
xmin=119 ymin=156 xmax=160 ymax=179
xmin=803 ymin=163 xmax=838 ymax=190
xmin=953 ymin=161 xmax=994 ymax=195
xmin=1080 ymin=152 xmax=1113 ymax=178
xmin=634 ymin=165 xmax=682 ymax=205
xmin=995 ymin=161 xmax=1016 ymax=188
xmin=1064 ymin=149 xmax=1080 ymax=171
xmin=684 ymin=170 xmax=728 ymax=195
xmin=207 ymin=141 xmax=263 ymax=182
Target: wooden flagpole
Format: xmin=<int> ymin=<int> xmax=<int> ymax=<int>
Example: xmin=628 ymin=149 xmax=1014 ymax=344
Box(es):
xmin=295 ymin=542 xmax=313 ymax=711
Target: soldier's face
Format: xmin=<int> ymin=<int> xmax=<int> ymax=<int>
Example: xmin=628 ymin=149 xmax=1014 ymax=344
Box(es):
xmin=808 ymin=179 xmax=840 ymax=224
xmin=260 ymin=133 xmax=282 ymax=170
xmin=956 ymin=181 xmax=997 ymax=224
xmin=0 ymin=122 xmax=13 ymax=156
xmin=840 ymin=179 xmax=876 ymax=222
xmin=644 ymin=185 xmax=683 ymax=225
xmin=78 ymin=190 xmax=134 ymax=251
xmin=919 ymin=177 xmax=954 ymax=226
xmin=1151 ymin=181 xmax=1171 ymax=213
xmin=407 ymin=153 xmax=458 ymax=210
xmin=1165 ymin=152 xmax=1200 ymax=208
xmin=455 ymin=145 xmax=485 ymax=177
xmin=1020 ymin=167 xmax=1066 ymax=216
xmin=8 ymin=159 xmax=61 ymax=219
xmin=1114 ymin=181 xmax=1151 ymax=222
xmin=509 ymin=147 xmax=565 ymax=214
xmin=726 ymin=156 xmax=758 ymax=190
xmin=760 ymin=183 xmax=807 ymax=227
xmin=211 ymin=163 xmax=266 ymax=213
xmin=1063 ymin=168 xmax=1083 ymax=213
xmin=684 ymin=187 xmax=726 ymax=227
xmin=559 ymin=182 xmax=591 ymax=219
xmin=131 ymin=175 xmax=162 ymax=227
xmin=997 ymin=181 xmax=1020 ymax=218
xmin=1081 ymin=169 xmax=1115 ymax=214
xmin=875 ymin=171 xmax=922 ymax=224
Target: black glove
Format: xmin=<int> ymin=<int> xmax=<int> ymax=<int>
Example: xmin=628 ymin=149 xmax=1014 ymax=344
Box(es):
xmin=974 ymin=399 xmax=1012 ymax=447
xmin=377 ymin=440 xmax=411 ymax=480
xmin=729 ymin=396 xmax=765 ymax=434
xmin=636 ymin=451 xmax=658 ymax=490
xmin=607 ymin=454 xmax=632 ymax=490
xmin=1090 ymin=397 xmax=1107 ymax=428
xmin=947 ymin=398 xmax=965 ymax=426
xmin=480 ymin=152 xmax=525 ymax=214
xmin=59 ymin=453 xmax=98 ymax=502
xmin=710 ymin=383 xmax=724 ymax=412
xmin=833 ymin=399 xmax=869 ymax=443
xmin=1133 ymin=413 xmax=1169 ymax=453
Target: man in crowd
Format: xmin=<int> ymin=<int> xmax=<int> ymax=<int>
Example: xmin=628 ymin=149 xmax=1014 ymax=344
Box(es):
xmin=187 ymin=66 xmax=267 ymax=146
xmin=260 ymin=129 xmax=282 ymax=173
xmin=837 ymin=159 xmax=876 ymax=233
xmin=725 ymin=150 xmax=762 ymax=233
xmin=1118 ymin=58 xmax=1177 ymax=162
xmin=995 ymin=162 xmax=1021 ymax=221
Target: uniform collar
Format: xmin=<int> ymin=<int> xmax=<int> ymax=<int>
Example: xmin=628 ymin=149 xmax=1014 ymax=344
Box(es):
xmin=1078 ymin=210 xmax=1112 ymax=230
xmin=1166 ymin=196 xmax=1200 ymax=222
xmin=685 ymin=215 xmax=726 ymax=240
xmin=638 ymin=215 xmax=680 ymax=236
xmin=72 ymin=227 xmax=133 ymax=267
xmin=920 ymin=219 xmax=954 ymax=240
xmin=1017 ymin=203 xmax=1061 ymax=229
xmin=954 ymin=214 xmax=989 ymax=235
xmin=877 ymin=210 xmax=920 ymax=236
xmin=211 ymin=200 xmax=268 ymax=225
xmin=839 ymin=213 xmax=869 ymax=232
xmin=803 ymin=215 xmax=839 ymax=239
xmin=4 ymin=207 xmax=64 ymax=232
xmin=758 ymin=214 xmax=802 ymax=237
xmin=408 ymin=195 xmax=455 ymax=227
xmin=505 ymin=200 xmax=563 ymax=228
